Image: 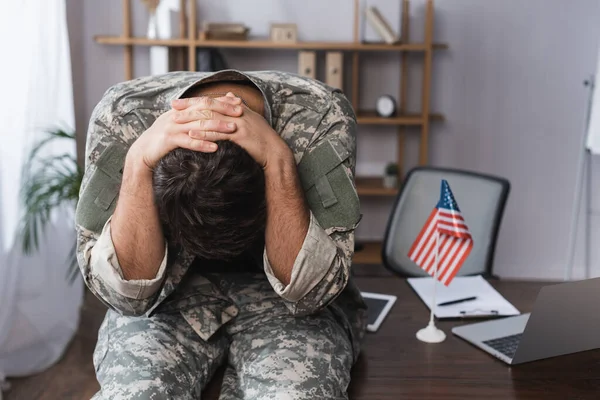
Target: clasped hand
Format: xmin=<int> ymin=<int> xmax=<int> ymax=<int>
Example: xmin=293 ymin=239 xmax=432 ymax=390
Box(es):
xmin=129 ymin=92 xmax=289 ymax=171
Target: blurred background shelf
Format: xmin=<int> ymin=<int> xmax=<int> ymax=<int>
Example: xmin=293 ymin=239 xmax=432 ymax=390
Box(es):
xmin=356 ymin=111 xmax=444 ymax=125
xmin=94 ymin=35 xmax=448 ymax=52
xmin=356 ymin=177 xmax=399 ymax=196
xmin=353 ymin=241 xmax=383 ymax=265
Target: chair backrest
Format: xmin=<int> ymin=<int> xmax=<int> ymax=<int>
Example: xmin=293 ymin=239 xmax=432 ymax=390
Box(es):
xmin=382 ymin=167 xmax=510 ymax=278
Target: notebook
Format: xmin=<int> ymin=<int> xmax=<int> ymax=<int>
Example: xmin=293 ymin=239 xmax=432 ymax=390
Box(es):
xmin=407 ymin=275 xmax=520 ymax=319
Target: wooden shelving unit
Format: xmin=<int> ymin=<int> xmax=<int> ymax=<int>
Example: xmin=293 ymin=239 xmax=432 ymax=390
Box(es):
xmin=96 ymin=0 xmax=446 ymax=265
xmin=95 ymin=35 xmax=448 ymax=52
xmin=356 ymin=111 xmax=444 ymax=126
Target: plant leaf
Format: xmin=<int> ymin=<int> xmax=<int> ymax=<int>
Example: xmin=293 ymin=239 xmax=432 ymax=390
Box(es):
xmin=18 ymin=128 xmax=86 ymax=284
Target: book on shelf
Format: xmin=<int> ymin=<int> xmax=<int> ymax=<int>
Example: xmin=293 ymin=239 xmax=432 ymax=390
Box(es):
xmin=200 ymin=22 xmax=249 ymax=41
xmin=365 ymin=6 xmax=400 ymax=44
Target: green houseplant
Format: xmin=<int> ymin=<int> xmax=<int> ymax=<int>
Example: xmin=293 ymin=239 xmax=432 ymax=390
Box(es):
xmin=383 ymin=162 xmax=400 ymax=189
xmin=19 ymin=129 xmax=83 ymax=282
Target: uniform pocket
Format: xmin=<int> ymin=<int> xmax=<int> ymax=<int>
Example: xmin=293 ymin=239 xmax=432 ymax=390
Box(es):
xmin=93 ymin=312 xmax=113 ymax=374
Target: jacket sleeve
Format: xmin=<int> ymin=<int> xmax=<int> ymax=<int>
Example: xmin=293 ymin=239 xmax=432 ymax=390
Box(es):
xmin=75 ymin=87 xmax=166 ymax=316
xmin=263 ymin=91 xmax=360 ymax=316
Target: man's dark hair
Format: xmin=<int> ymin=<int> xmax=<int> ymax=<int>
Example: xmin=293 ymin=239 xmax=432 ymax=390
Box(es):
xmin=153 ymin=141 xmax=266 ymax=260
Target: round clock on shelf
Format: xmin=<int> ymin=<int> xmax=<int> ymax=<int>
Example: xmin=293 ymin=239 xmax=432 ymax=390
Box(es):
xmin=376 ymin=95 xmax=397 ymax=118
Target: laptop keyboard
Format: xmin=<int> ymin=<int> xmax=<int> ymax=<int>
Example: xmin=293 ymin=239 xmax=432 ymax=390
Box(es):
xmin=483 ymin=333 xmax=522 ymax=359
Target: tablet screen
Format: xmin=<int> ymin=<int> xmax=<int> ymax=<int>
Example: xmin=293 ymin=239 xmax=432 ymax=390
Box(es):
xmin=364 ymin=297 xmax=392 ymax=326
xmin=361 ymin=292 xmax=397 ymax=332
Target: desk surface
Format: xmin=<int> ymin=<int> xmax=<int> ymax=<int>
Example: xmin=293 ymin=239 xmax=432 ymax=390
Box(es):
xmin=349 ymin=277 xmax=600 ymax=400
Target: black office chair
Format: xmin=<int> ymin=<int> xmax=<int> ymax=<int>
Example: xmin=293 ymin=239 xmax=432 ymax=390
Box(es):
xmin=381 ymin=167 xmax=510 ymax=279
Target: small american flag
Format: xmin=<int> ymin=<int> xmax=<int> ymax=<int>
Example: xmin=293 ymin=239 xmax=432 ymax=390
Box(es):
xmin=408 ymin=179 xmax=473 ymax=286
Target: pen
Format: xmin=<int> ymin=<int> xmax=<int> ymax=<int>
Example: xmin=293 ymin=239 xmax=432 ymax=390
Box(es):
xmin=437 ymin=296 xmax=477 ymax=307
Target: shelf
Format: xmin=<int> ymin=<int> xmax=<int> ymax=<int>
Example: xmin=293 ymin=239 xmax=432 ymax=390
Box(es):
xmin=356 ymin=177 xmax=399 ymax=196
xmin=356 ymin=111 xmax=444 ymax=126
xmin=94 ymin=36 xmax=448 ymax=52
xmin=96 ymin=37 xmax=190 ymax=46
xmin=353 ymin=241 xmax=383 ymax=265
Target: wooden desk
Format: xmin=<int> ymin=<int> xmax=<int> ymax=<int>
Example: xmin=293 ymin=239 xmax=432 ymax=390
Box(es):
xmin=349 ymin=277 xmax=600 ymax=400
xmin=7 ymin=278 xmax=600 ymax=400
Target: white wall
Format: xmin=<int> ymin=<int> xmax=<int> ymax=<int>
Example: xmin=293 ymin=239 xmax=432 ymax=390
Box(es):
xmin=421 ymin=0 xmax=600 ymax=281
xmin=69 ymin=0 xmax=600 ymax=280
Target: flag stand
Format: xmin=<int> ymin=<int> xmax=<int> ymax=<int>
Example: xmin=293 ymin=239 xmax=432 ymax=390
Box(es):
xmin=416 ymin=231 xmax=446 ymax=343
xmin=409 ymin=179 xmax=472 ymax=343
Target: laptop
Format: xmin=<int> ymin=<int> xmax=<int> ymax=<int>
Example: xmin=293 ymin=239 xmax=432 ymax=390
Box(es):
xmin=451 ymin=277 xmax=600 ymax=365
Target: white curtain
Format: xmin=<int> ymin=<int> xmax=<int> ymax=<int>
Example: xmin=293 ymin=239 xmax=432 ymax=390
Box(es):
xmin=0 ymin=0 xmax=83 ymax=393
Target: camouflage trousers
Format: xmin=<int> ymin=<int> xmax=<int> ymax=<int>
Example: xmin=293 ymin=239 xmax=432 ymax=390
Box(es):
xmin=91 ymin=273 xmax=365 ymax=400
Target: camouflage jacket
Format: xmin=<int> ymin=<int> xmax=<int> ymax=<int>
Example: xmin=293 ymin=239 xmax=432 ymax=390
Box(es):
xmin=76 ymin=70 xmax=367 ymax=346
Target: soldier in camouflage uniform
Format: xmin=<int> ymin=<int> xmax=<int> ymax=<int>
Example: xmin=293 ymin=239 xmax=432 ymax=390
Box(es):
xmin=76 ymin=69 xmax=367 ymax=400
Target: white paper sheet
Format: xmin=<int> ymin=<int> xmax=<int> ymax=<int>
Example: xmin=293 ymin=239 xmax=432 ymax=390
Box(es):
xmin=407 ymin=276 xmax=520 ymax=319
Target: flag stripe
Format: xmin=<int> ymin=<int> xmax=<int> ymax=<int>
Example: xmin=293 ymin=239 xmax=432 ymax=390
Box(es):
xmin=428 ymin=235 xmax=451 ymax=275
xmin=438 ymin=228 xmax=472 ymax=239
xmin=440 ymin=240 xmax=466 ymax=281
xmin=441 ymin=240 xmax=473 ymax=285
xmin=416 ymin=227 xmax=437 ymax=266
xmin=437 ymin=224 xmax=470 ymax=234
xmin=438 ymin=211 xmax=464 ymax=221
xmin=437 ymin=236 xmax=456 ymax=272
xmin=430 ymin=235 xmax=450 ymax=277
xmin=444 ymin=243 xmax=473 ymax=285
xmin=439 ymin=238 xmax=460 ymax=277
xmin=408 ymin=209 xmax=437 ymax=256
xmin=411 ymin=213 xmax=439 ymax=266
xmin=437 ymin=236 xmax=452 ymax=265
xmin=422 ymin=237 xmax=437 ymax=274
xmin=420 ymin=224 xmax=442 ymax=271
xmin=438 ymin=223 xmax=470 ymax=233
xmin=437 ymin=218 xmax=469 ymax=230
xmin=407 ymin=210 xmax=437 ymax=260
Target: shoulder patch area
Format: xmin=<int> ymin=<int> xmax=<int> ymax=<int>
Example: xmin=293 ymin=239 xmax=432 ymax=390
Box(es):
xmin=297 ymin=140 xmax=360 ymax=230
xmin=76 ymin=143 xmax=128 ymax=233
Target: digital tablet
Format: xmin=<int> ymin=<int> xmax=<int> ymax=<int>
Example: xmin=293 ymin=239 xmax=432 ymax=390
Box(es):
xmin=361 ymin=292 xmax=397 ymax=332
